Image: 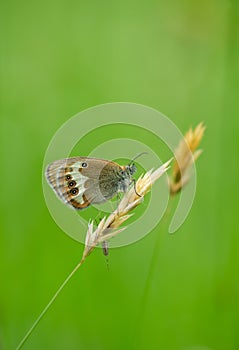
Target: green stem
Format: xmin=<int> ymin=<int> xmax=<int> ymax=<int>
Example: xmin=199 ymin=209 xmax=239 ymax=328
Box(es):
xmin=16 ymin=257 xmax=85 ymax=350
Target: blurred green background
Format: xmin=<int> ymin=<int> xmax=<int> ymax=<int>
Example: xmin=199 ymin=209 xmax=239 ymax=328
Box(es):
xmin=1 ymin=0 xmax=239 ymax=349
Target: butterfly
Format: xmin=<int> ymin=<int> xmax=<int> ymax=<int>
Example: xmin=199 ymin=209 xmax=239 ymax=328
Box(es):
xmin=45 ymin=156 xmax=140 ymax=210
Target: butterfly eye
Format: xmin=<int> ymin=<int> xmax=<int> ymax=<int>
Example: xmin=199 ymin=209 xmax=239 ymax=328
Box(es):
xmin=65 ymin=174 xmax=72 ymax=181
xmin=82 ymin=162 xmax=88 ymax=168
xmin=68 ymin=180 xmax=76 ymax=188
xmin=70 ymin=188 xmax=79 ymax=196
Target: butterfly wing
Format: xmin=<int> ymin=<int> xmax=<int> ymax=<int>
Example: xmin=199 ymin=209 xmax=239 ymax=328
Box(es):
xmin=45 ymin=157 xmax=122 ymax=209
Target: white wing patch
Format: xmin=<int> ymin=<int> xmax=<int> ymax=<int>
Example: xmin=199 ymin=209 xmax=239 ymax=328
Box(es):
xmin=46 ymin=159 xmax=89 ymax=208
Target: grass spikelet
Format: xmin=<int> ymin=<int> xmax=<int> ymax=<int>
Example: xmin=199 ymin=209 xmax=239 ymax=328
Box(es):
xmin=170 ymin=122 xmax=205 ymax=194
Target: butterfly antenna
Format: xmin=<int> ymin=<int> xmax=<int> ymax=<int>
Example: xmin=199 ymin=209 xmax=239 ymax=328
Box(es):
xmin=129 ymin=152 xmax=148 ymax=165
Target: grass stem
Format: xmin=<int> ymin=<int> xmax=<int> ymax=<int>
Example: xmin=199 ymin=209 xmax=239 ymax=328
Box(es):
xmin=16 ymin=257 xmax=85 ymax=350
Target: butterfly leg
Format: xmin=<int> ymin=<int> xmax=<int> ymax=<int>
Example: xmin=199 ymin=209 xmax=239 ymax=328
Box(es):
xmin=131 ymin=178 xmax=142 ymax=197
xmin=94 ymin=214 xmax=109 ymax=259
xmin=116 ymin=192 xmax=123 ymax=215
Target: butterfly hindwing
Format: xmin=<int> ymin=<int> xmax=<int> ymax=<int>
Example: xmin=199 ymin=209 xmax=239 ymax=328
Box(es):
xmin=45 ymin=157 xmax=122 ymax=209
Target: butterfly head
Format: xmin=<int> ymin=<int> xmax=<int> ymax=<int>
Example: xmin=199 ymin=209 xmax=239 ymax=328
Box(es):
xmin=117 ymin=153 xmax=147 ymax=194
xmin=126 ymin=152 xmax=147 ymax=176
xmin=117 ymin=162 xmax=137 ymax=193
xmin=125 ymin=162 xmax=137 ymax=176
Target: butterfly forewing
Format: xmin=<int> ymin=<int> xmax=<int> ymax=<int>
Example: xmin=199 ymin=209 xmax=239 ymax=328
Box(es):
xmin=45 ymin=157 xmax=123 ymax=209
